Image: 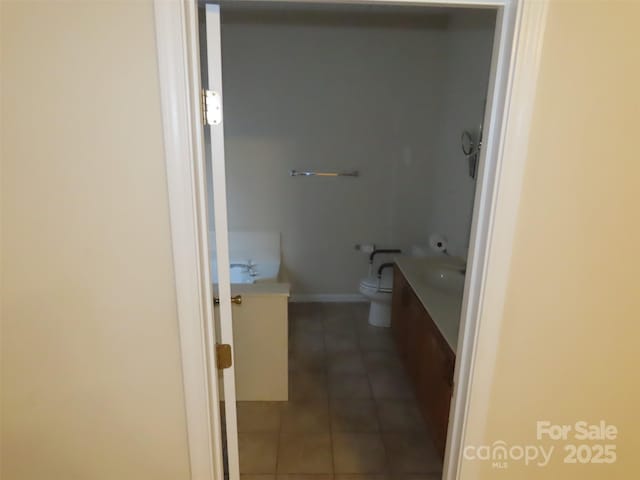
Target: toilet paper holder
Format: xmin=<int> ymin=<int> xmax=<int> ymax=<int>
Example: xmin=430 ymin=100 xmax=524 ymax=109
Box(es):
xmin=429 ymin=233 xmax=449 ymax=255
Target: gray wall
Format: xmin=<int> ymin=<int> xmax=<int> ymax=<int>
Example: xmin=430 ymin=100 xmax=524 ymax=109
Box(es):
xmin=211 ymin=9 xmax=495 ymax=296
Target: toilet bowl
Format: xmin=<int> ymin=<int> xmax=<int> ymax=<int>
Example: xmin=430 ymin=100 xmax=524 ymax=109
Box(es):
xmin=359 ymin=269 xmax=394 ymax=327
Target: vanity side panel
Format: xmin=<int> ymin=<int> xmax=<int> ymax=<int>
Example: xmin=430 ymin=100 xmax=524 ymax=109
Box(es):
xmin=391 ymin=265 xmax=409 ymax=360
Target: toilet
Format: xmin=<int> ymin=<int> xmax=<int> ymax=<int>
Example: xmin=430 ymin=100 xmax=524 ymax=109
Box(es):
xmin=359 ymin=267 xmax=394 ymax=327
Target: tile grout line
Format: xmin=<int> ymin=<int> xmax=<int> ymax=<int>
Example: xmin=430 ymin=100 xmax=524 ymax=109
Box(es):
xmin=286 ymin=303 xmax=334 ymax=477
xmin=356 ymin=307 xmax=392 ymax=479
xmin=322 ymin=304 xmax=337 ymax=478
xmin=277 ymin=303 xmax=292 ymax=477
xmin=280 ymin=304 xmax=309 ymax=476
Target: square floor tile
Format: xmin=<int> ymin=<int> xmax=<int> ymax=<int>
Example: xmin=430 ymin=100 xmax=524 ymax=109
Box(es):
xmin=289 ymin=303 xmax=324 ymax=321
xmin=383 ymin=433 xmax=441 ymax=473
xmin=331 ymin=399 xmax=379 ymax=432
xmin=324 ymin=315 xmax=356 ymax=334
xmin=348 ymin=302 xmax=369 ymax=320
xmin=329 ymin=374 xmax=372 ymax=399
xmin=281 ymin=400 xmax=330 ymax=433
xmin=238 ymin=432 xmax=279 ymax=474
xmin=323 ymin=303 xmax=357 ymax=325
xmin=277 ymin=433 xmax=333 ymax=474
xmin=354 ymin=316 xmax=372 ymax=332
xmin=355 ymin=317 xmax=389 ymax=333
xmin=376 ymin=400 xmax=425 ymax=432
xmin=289 ymin=348 xmax=327 ymax=373
xmin=332 ymin=433 xmax=387 ymax=473
xmin=368 ymin=370 xmax=414 ymax=400
xmin=328 ymin=351 xmax=366 ymax=375
xmin=290 ymin=330 xmax=325 ymax=354
xmin=358 ymin=330 xmax=396 ymax=352
xmin=362 ymin=351 xmax=404 ymax=374
xmin=238 ymin=402 xmax=282 ymax=433
xmin=290 ymin=315 xmax=325 ymax=334
xmin=290 ymin=371 xmax=328 ymax=401
xmin=325 ymin=331 xmax=359 ymax=354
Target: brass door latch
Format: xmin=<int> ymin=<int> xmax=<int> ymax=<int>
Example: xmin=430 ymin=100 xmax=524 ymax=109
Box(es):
xmin=213 ymin=294 xmax=242 ymax=306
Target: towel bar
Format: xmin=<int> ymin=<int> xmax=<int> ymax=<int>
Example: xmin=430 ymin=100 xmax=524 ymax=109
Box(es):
xmin=289 ymin=170 xmax=359 ymax=177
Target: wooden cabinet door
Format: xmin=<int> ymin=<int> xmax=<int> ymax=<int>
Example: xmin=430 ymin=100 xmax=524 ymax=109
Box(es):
xmin=408 ymin=293 xmax=455 ymax=459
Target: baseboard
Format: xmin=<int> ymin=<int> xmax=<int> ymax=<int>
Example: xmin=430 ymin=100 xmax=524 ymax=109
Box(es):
xmin=289 ymin=293 xmax=367 ymax=303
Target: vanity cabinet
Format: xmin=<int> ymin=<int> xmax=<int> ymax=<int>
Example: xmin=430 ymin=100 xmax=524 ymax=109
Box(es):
xmin=391 ymin=265 xmax=455 ymax=459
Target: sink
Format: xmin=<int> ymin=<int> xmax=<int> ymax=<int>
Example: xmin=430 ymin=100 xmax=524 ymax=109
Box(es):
xmin=421 ymin=265 xmax=465 ymax=293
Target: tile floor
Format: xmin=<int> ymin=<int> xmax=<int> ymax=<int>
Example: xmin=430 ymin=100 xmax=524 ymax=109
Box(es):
xmin=230 ymin=302 xmax=442 ymax=480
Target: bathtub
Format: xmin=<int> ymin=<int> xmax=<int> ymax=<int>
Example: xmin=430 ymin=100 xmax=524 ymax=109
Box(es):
xmin=211 ymin=231 xmax=290 ymax=401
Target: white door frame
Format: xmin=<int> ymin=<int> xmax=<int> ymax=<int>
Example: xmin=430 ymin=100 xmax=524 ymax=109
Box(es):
xmin=153 ymin=1 xmax=549 ymax=479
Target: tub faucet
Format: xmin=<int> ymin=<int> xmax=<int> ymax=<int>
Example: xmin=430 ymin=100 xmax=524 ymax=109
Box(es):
xmin=230 ymin=261 xmax=258 ymax=277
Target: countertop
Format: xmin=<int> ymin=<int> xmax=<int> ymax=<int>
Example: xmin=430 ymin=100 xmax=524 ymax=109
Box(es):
xmin=394 ymin=256 xmax=465 ymax=353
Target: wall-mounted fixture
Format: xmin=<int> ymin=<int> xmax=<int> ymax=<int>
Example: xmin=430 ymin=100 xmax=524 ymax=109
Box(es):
xmin=461 ymin=125 xmax=483 ymax=179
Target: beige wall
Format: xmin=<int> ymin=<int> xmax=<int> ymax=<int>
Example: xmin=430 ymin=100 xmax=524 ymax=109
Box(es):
xmin=1 ymin=1 xmax=190 ymax=479
xmin=462 ymin=0 xmax=640 ymax=477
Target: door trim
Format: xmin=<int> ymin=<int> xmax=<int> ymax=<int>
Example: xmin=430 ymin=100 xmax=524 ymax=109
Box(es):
xmin=444 ymin=1 xmax=549 ymax=478
xmin=152 ymin=1 xmax=549 ymax=479
xmin=153 ymin=1 xmax=224 ymax=480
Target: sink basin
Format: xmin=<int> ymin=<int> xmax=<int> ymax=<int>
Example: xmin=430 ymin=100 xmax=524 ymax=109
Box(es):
xmin=421 ymin=266 xmax=465 ymax=293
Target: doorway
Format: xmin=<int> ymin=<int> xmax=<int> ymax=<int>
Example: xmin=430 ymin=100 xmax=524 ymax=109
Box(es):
xmin=202 ymin=1 xmax=495 ymax=479
xmin=153 ymin=0 xmax=547 ymax=479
